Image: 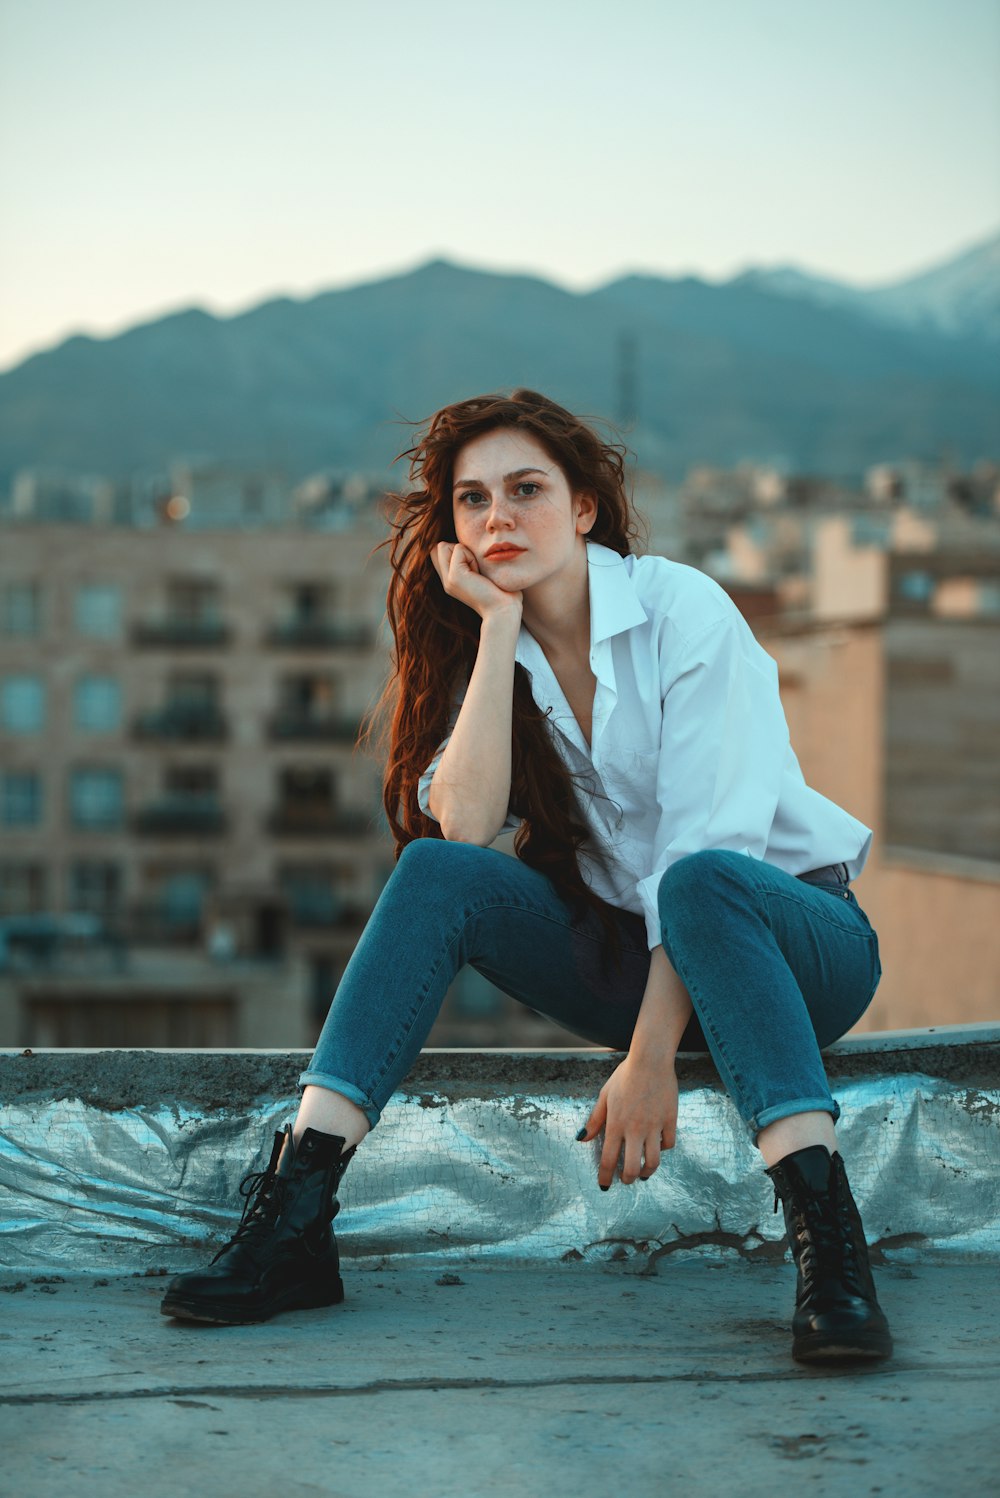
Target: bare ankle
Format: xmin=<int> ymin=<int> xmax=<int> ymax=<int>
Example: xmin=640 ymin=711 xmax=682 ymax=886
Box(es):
xmin=756 ymin=1110 xmax=838 ymax=1169
xmin=293 ymin=1085 xmax=371 ymax=1152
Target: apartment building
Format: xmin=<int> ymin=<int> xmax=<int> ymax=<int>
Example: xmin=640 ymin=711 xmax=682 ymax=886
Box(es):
xmin=0 ymin=523 xmax=395 ymax=1047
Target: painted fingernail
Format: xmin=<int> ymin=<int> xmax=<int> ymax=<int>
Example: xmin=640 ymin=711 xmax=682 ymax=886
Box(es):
xmin=599 ymin=1184 xmax=609 ymax=1192
xmin=575 ymin=1127 xmax=587 ymax=1140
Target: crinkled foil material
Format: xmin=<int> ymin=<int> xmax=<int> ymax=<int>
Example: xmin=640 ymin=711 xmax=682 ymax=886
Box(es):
xmin=1 ymin=1072 xmax=998 ymax=1274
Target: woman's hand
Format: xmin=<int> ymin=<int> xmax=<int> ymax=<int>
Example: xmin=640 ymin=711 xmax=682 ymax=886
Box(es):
xmin=578 ymin=1052 xmax=679 ymax=1188
xmin=430 ymin=541 xmax=523 ymax=622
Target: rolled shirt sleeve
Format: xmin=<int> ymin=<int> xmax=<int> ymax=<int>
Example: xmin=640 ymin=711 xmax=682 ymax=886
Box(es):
xmin=634 ymin=613 xmax=789 ymax=948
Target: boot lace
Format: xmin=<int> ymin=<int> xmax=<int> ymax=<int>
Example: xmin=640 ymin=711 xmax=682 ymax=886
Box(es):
xmin=772 ymin=1176 xmax=863 ymax=1295
xmin=210 ymin=1166 xmax=290 ymax=1265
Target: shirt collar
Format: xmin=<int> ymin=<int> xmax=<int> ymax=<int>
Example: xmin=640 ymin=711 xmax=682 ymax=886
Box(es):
xmin=585 ymin=540 xmax=649 ymax=643
xmin=511 ymin=540 xmax=647 ymax=757
xmin=514 ymin=540 xmax=647 ymax=668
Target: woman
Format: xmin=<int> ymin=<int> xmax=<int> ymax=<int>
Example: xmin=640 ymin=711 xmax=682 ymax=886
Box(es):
xmin=160 ymin=389 xmax=891 ymax=1365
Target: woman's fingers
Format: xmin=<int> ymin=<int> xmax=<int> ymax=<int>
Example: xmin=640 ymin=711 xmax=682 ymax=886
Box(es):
xmin=620 ymin=1135 xmax=645 ymax=1186
xmin=578 ymin=1095 xmax=606 ymax=1143
xmin=638 ymin=1137 xmax=661 ymax=1179
xmin=597 ymin=1132 xmax=621 ymax=1191
xmin=429 ymin=542 xmax=451 ymax=583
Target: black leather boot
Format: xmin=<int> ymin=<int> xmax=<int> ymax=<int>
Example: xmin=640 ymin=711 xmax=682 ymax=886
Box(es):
xmin=160 ymin=1124 xmax=356 ymax=1325
xmin=765 ymin=1143 xmax=892 ymax=1365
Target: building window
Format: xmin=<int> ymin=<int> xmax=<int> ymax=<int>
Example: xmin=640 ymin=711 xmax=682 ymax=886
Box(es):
xmin=70 ymin=768 xmax=123 ymax=828
xmin=168 ymin=672 xmax=218 ymax=708
xmin=278 ymin=863 xmax=339 ymax=925
xmin=851 ymin=516 xmax=890 ymax=547
xmin=166 ymin=579 xmax=220 ymax=624
xmin=897 ymin=571 xmax=933 ymax=604
xmin=74 ymin=584 xmax=122 ymax=639
xmin=159 ymin=869 xmax=212 ymax=927
xmin=1 ymin=771 xmax=42 ymax=826
xmin=2 ymin=581 xmax=41 ymax=636
xmin=164 ymin=765 xmax=218 ymax=796
xmin=0 ymin=862 xmax=46 ymax=915
xmin=1 ymin=675 xmax=45 ymax=733
xmin=309 ymin=955 xmax=342 ymax=1028
xmin=74 ymin=676 xmax=122 ymax=732
xmin=67 ymin=861 xmax=122 ymax=917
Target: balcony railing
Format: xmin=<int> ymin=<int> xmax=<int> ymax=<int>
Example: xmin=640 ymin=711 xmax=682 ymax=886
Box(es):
xmin=266 ymin=711 xmax=362 ymax=743
xmin=282 ymin=895 xmax=368 ymax=929
xmin=132 ymin=705 xmax=228 ymax=741
xmin=131 ymin=619 xmax=230 ymax=648
xmin=123 ymin=902 xmax=203 ymax=945
xmin=266 ymin=807 xmax=373 ymax=838
xmin=133 ymin=795 xmax=227 ymax=835
xmin=265 ymin=621 xmax=375 ymax=650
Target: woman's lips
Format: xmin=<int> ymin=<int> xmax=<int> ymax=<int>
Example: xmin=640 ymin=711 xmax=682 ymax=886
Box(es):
xmin=485 ymin=547 xmax=526 ymax=560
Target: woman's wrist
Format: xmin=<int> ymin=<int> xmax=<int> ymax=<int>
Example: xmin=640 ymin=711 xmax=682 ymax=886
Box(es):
xmin=627 ymin=1033 xmax=679 ymax=1069
xmin=628 ymin=945 xmax=693 ymax=1063
xmin=479 ymin=602 xmax=522 ymax=632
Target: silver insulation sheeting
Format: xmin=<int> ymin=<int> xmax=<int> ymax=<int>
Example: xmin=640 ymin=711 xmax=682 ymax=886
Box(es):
xmin=2 ymin=1069 xmax=998 ymax=1274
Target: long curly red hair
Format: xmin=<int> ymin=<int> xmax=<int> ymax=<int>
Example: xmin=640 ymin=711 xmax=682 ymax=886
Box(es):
xmin=359 ymin=389 xmax=648 ymax=976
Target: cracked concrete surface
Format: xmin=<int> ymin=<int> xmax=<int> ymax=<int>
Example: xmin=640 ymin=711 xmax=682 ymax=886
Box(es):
xmin=2 ymin=1262 xmax=996 ymax=1497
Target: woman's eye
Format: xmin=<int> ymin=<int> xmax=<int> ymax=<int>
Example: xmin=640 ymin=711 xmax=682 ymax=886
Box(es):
xmin=457 ymin=483 xmax=540 ymax=507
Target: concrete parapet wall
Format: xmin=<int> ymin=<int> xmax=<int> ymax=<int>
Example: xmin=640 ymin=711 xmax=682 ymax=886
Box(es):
xmin=1 ymin=1025 xmax=998 ymax=1274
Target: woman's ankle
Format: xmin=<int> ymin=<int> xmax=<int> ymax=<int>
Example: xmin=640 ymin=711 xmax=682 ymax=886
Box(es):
xmin=756 ymin=1110 xmax=838 ymax=1169
xmin=292 ymin=1085 xmax=371 ymax=1151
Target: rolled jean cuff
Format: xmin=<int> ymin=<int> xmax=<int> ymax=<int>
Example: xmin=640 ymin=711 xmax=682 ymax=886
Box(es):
xmin=297 ymin=1069 xmax=382 ymax=1131
xmin=751 ymin=1094 xmax=841 ymax=1142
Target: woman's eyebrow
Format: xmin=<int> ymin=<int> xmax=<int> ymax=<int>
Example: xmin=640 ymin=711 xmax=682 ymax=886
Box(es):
xmin=452 ymin=466 xmax=549 ymax=491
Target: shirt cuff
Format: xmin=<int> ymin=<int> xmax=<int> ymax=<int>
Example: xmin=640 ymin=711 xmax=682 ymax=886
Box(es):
xmin=636 ymin=870 xmax=665 ymax=950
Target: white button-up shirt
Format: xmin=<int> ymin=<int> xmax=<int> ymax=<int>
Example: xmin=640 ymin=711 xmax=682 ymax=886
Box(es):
xmin=418 ymin=540 xmax=873 ymax=949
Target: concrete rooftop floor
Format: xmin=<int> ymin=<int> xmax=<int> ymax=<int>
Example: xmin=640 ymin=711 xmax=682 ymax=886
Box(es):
xmin=2 ymin=1259 xmax=996 ymax=1497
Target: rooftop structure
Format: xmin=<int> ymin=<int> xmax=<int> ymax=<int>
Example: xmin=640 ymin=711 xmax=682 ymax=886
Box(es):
xmin=1 ymin=1028 xmax=997 ymax=1494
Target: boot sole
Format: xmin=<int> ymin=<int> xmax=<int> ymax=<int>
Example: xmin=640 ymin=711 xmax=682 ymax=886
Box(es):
xmin=793 ymin=1331 xmax=893 ymax=1364
xmin=160 ymin=1276 xmax=345 ymax=1326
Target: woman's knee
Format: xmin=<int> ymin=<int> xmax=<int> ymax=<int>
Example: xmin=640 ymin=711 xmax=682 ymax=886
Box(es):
xmin=394 ymin=836 xmax=502 ymax=888
xmin=399 ymin=835 xmax=492 ymax=863
xmin=657 ymin=850 xmax=762 ymax=953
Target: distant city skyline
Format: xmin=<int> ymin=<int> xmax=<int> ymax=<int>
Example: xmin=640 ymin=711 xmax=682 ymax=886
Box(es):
xmin=1 ymin=0 xmax=998 ymax=373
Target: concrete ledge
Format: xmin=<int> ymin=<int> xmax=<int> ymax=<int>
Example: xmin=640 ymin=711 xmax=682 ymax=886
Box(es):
xmin=4 ymin=1022 xmax=999 ymax=1104
xmin=2 ymin=1025 xmax=998 ymax=1274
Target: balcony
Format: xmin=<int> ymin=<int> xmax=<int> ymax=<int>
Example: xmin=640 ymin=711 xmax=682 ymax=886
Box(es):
xmin=283 ymin=893 xmax=369 ymax=929
xmin=266 ymin=806 xmax=373 ymax=838
xmin=131 ymin=619 xmax=231 ymax=648
xmin=265 ymin=620 xmax=375 ymax=650
xmin=133 ymin=795 xmax=227 ymax=836
xmin=266 ymin=710 xmax=363 ymax=743
xmin=132 ymin=704 xmax=228 ymax=742
xmin=118 ymin=901 xmax=204 ymax=945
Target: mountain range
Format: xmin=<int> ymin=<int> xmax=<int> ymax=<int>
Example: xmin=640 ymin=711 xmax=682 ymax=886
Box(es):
xmin=1 ymin=230 xmax=997 ymax=492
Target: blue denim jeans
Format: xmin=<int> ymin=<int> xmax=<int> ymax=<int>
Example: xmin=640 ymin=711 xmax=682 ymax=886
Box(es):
xmin=299 ymin=840 xmax=883 ymax=1144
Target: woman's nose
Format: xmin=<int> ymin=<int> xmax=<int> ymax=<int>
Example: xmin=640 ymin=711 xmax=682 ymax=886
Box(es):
xmin=486 ymin=497 xmax=515 ymax=528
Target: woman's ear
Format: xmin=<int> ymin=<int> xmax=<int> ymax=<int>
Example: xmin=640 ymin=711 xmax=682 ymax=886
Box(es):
xmin=575 ymin=488 xmax=598 ymax=535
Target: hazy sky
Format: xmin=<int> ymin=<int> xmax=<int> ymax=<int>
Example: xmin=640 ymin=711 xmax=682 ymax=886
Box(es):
xmin=1 ymin=0 xmax=998 ymax=372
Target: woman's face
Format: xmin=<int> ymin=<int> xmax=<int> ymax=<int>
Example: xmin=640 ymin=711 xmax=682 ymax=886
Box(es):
xmin=450 ymin=427 xmax=596 ymax=591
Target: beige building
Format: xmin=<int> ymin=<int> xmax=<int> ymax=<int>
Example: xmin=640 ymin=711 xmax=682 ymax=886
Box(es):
xmin=0 ymin=523 xmax=395 ymax=1048
xmin=757 ymin=538 xmax=1000 ymax=1033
